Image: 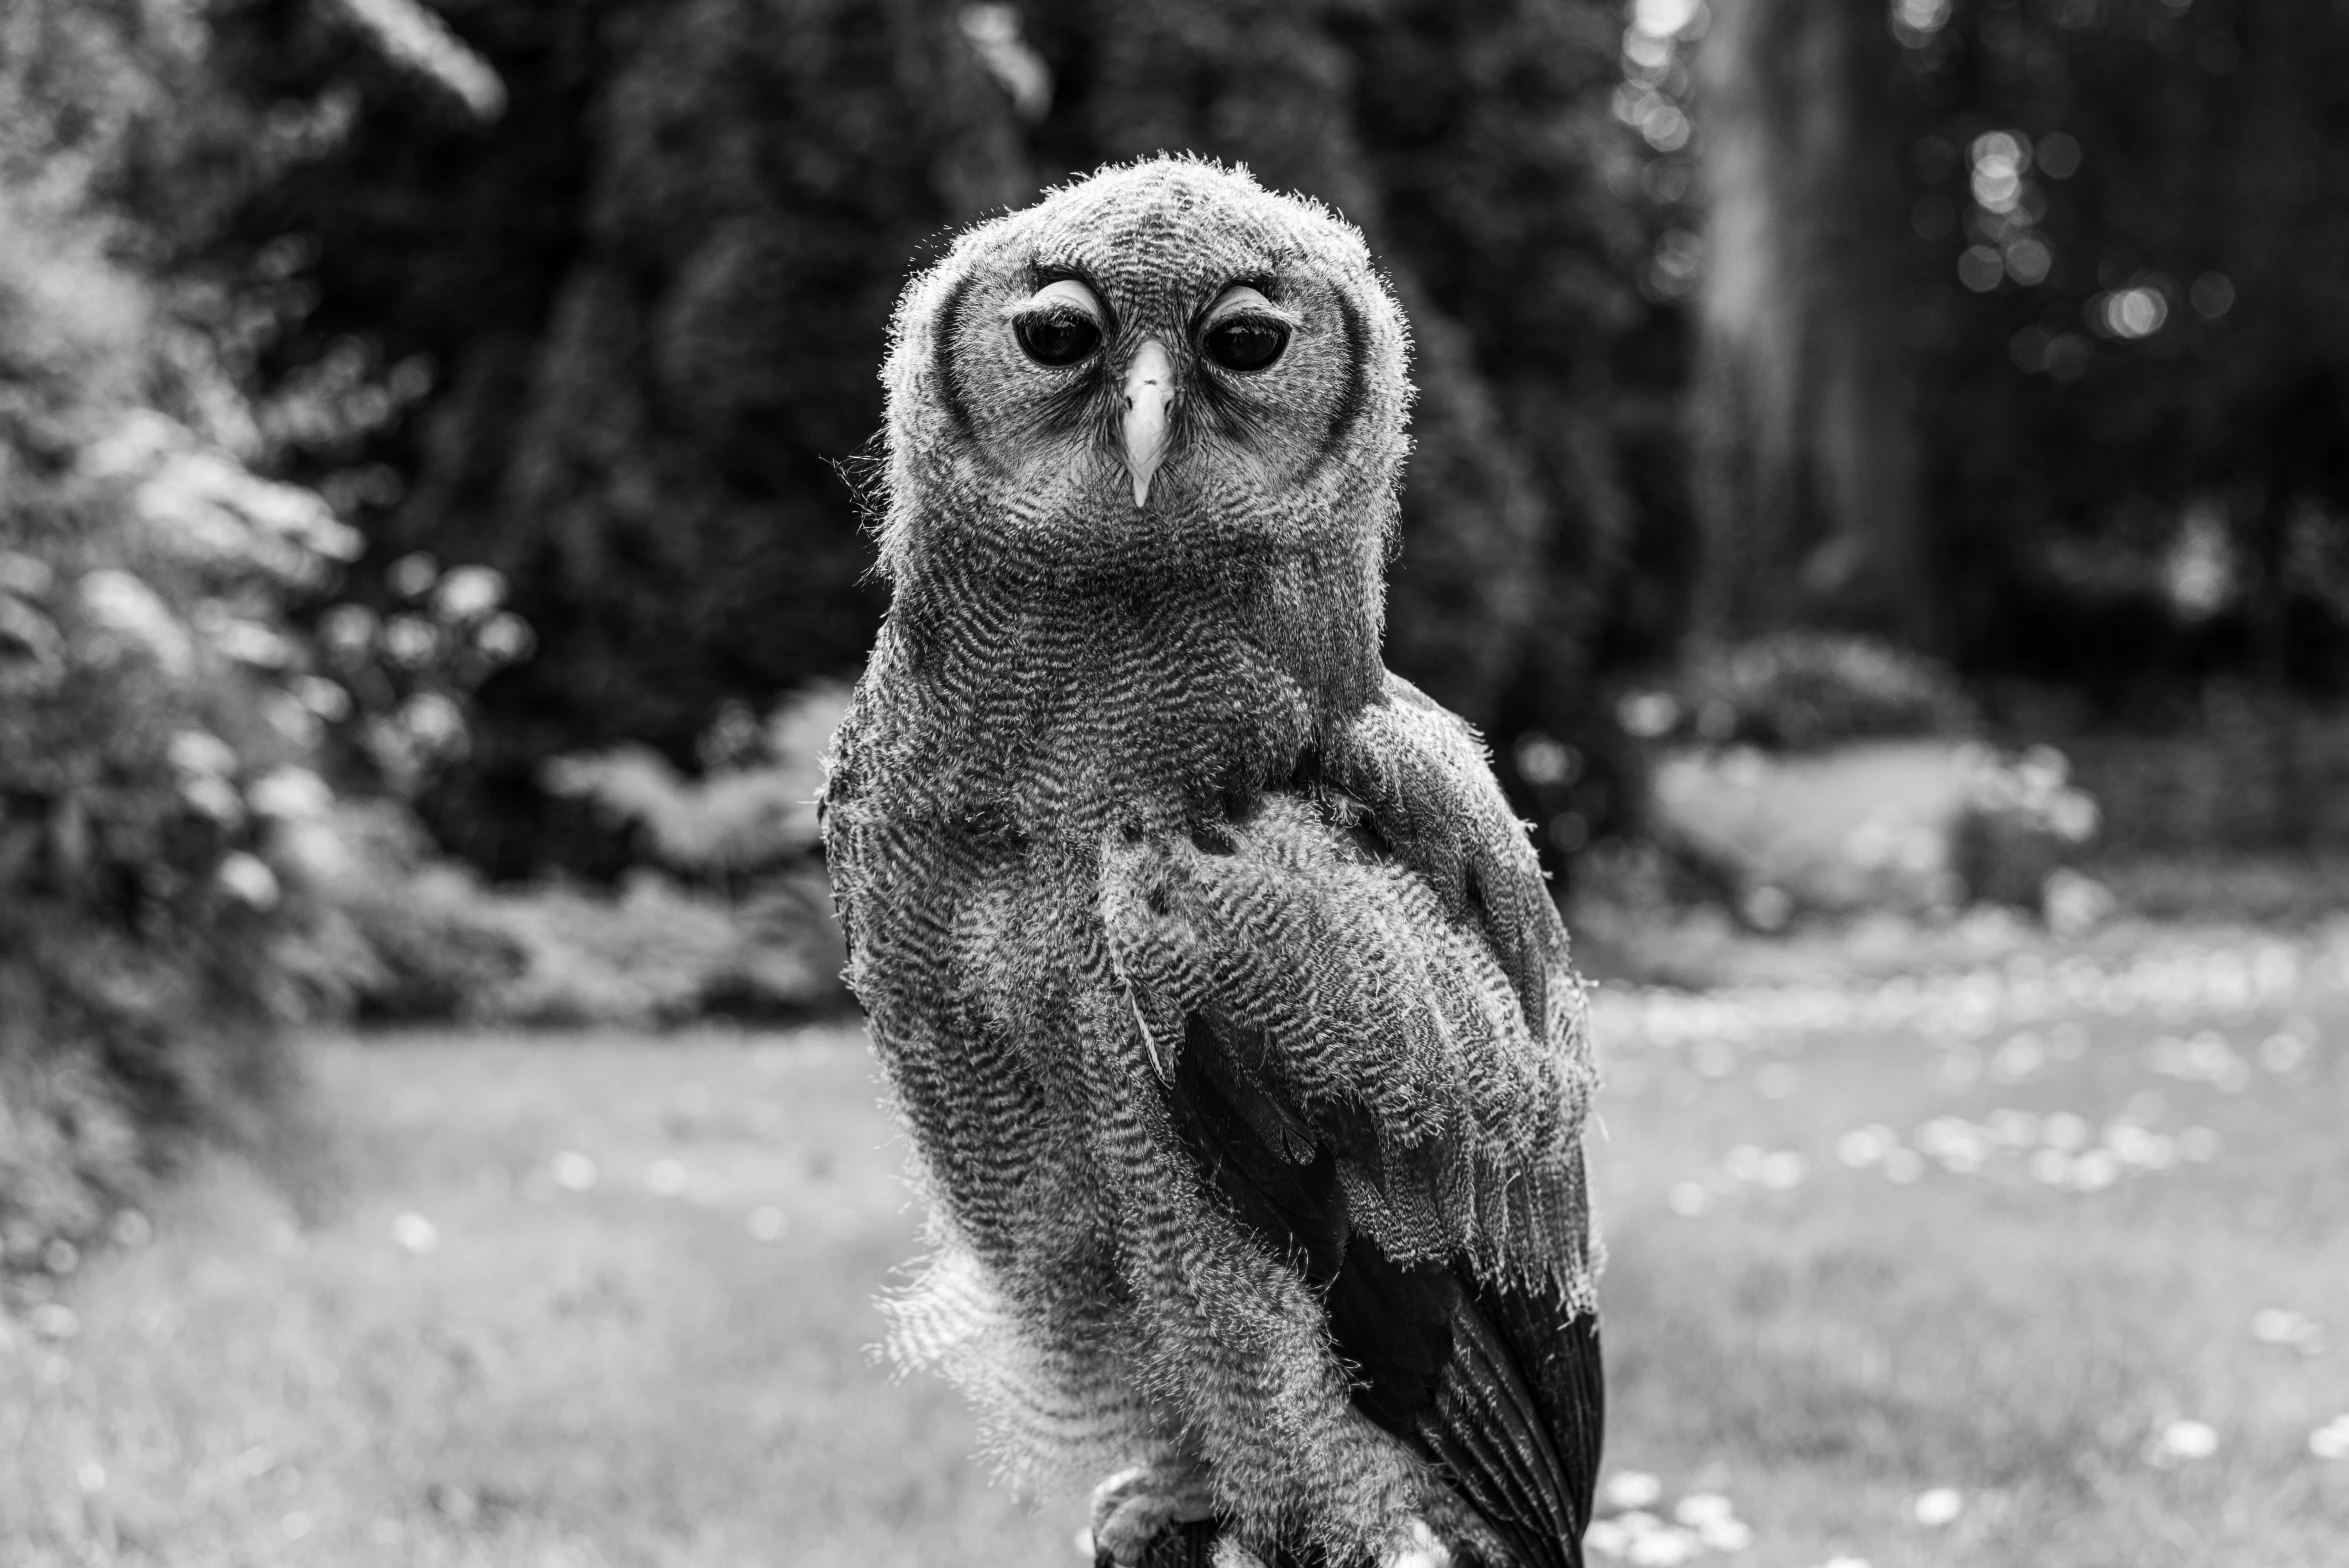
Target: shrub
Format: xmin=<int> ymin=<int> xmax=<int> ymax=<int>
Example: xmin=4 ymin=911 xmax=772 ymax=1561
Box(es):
xmin=289 ymin=825 xmax=848 ymax=1028
xmin=1625 ymin=632 xmax=1978 ymax=753
xmin=0 ymin=0 xmax=366 ymax=1282
xmin=542 ymin=684 xmax=847 ymax=885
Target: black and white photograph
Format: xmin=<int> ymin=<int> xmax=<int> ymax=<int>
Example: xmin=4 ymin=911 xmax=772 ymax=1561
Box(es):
xmin=4 ymin=1 xmax=2348 ymax=1564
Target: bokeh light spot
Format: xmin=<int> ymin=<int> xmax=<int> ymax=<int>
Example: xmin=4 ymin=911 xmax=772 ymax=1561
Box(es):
xmin=1958 ymin=246 xmax=2005 ymax=291
xmin=1633 ymin=0 xmax=1701 ymax=39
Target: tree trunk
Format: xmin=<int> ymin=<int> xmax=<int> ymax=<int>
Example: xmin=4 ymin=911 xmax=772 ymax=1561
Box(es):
xmin=1690 ymin=0 xmax=1929 ymax=648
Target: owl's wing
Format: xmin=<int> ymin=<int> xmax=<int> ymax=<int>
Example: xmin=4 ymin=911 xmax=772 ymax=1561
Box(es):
xmin=1322 ymin=674 xmax=1572 ymax=1045
xmin=1165 ymin=1010 xmax=1601 ymax=1568
xmin=1103 ymin=690 xmax=1602 ymax=1568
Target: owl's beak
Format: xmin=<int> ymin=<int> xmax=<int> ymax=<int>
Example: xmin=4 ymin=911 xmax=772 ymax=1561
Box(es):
xmin=1121 ymin=338 xmax=1175 ymax=508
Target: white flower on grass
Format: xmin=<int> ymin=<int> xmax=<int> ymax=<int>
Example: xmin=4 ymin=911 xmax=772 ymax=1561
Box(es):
xmin=2257 ymin=1032 xmax=2311 ymax=1073
xmin=1989 ymin=1032 xmax=2045 ymax=1084
xmin=1837 ymin=1125 xmax=1897 ymax=1167
xmin=1912 ymin=1487 xmax=1963 ymax=1526
xmin=391 ymin=1212 xmax=438 ymax=1255
xmin=1584 ymin=1518 xmax=1629 ymax=1559
xmin=1600 ymin=1471 xmax=1664 ymax=1512
xmin=2068 ymin=1150 xmax=2120 ymax=1192
xmin=1695 ymin=1516 xmax=1752 ymax=1551
xmin=2040 ymin=1112 xmax=2089 ymax=1151
xmin=1985 ymin=1108 xmax=2038 ymax=1147
xmin=1666 ymin=1182 xmax=1711 ymax=1217
xmin=2249 ymin=1308 xmax=2323 ymax=1354
xmin=1625 ymin=1528 xmax=1700 ymax=1566
xmin=2311 ymin=1416 xmax=2349 ymax=1460
xmin=550 ymin=1151 xmax=598 ymax=1191
xmin=1670 ymin=1494 xmax=1732 ymax=1528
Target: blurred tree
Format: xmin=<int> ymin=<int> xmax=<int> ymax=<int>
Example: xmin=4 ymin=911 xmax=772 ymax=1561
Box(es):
xmin=217 ymin=0 xmax=1033 ymax=875
xmin=216 ymin=0 xmax=1651 ymax=873
xmin=1864 ymin=0 xmax=2349 ymax=699
xmin=1688 ymin=0 xmax=1929 ymax=648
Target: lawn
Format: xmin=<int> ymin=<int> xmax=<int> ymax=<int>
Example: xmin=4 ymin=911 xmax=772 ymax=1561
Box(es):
xmin=5 ymin=929 xmax=2348 ymax=1567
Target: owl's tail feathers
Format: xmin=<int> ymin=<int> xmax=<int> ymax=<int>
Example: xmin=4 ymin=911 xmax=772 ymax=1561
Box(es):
xmin=1128 ymin=1519 xmax=1458 ymax=1568
xmin=880 ymin=1237 xmax=1158 ymax=1494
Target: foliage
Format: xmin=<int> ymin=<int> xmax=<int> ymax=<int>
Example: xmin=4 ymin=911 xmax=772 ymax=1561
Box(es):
xmin=0 ymin=1 xmax=357 ymax=1278
xmin=205 ymin=0 xmax=1650 ymax=875
xmin=284 ymin=801 xmax=848 ymax=1027
xmin=311 ymin=553 xmax=536 ymax=798
xmin=1636 ymin=632 xmax=1977 ymax=752
xmin=1947 ymin=742 xmax=2102 ymax=911
xmin=543 ymin=684 xmax=847 ymax=885
xmin=2028 ymin=682 xmax=2349 ymax=853
xmin=1637 ymin=728 xmax=2095 ymax=931
xmin=1880 ymin=0 xmax=2349 ymax=697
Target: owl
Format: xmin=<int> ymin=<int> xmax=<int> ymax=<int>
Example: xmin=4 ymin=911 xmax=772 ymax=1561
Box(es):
xmin=822 ymin=158 xmax=1602 ymax=1568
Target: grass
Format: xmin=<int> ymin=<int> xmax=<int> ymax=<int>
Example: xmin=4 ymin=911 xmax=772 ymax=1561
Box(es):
xmin=5 ymin=931 xmax=2349 ymax=1567
xmin=1 ymin=1028 xmax=1065 ymax=1568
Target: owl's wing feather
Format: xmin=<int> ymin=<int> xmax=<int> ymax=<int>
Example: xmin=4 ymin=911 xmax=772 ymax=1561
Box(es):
xmin=1102 ymin=678 xmax=1600 ymax=1566
xmin=1167 ymin=1010 xmax=1595 ymax=1568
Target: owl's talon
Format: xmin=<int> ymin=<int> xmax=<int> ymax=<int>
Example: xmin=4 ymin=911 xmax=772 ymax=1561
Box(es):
xmin=1088 ymin=1463 xmax=1216 ymax=1566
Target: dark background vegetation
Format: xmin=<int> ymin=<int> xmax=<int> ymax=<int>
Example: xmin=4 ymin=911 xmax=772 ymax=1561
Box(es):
xmin=195 ymin=0 xmax=2349 ymax=873
xmin=8 ymin=0 xmax=2349 ymax=1284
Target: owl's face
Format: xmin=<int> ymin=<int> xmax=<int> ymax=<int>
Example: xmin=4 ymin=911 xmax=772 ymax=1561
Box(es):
xmin=882 ymin=160 xmax=1411 ymax=583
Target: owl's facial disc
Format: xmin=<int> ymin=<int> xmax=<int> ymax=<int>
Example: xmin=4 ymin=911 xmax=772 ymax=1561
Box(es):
xmin=1122 ymin=339 xmax=1175 ymax=507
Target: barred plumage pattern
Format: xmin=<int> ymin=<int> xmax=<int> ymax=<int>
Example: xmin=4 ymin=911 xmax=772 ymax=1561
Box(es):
xmin=824 ymin=159 xmax=1601 ymax=1567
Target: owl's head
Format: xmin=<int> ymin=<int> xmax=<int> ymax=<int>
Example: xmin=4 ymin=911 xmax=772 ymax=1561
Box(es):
xmin=878 ymin=158 xmax=1411 ymax=589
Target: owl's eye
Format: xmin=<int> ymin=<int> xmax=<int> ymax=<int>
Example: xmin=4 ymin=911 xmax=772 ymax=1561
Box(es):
xmin=1202 ymin=317 xmax=1289 ymax=373
xmin=1015 ymin=312 xmax=1102 ymax=368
